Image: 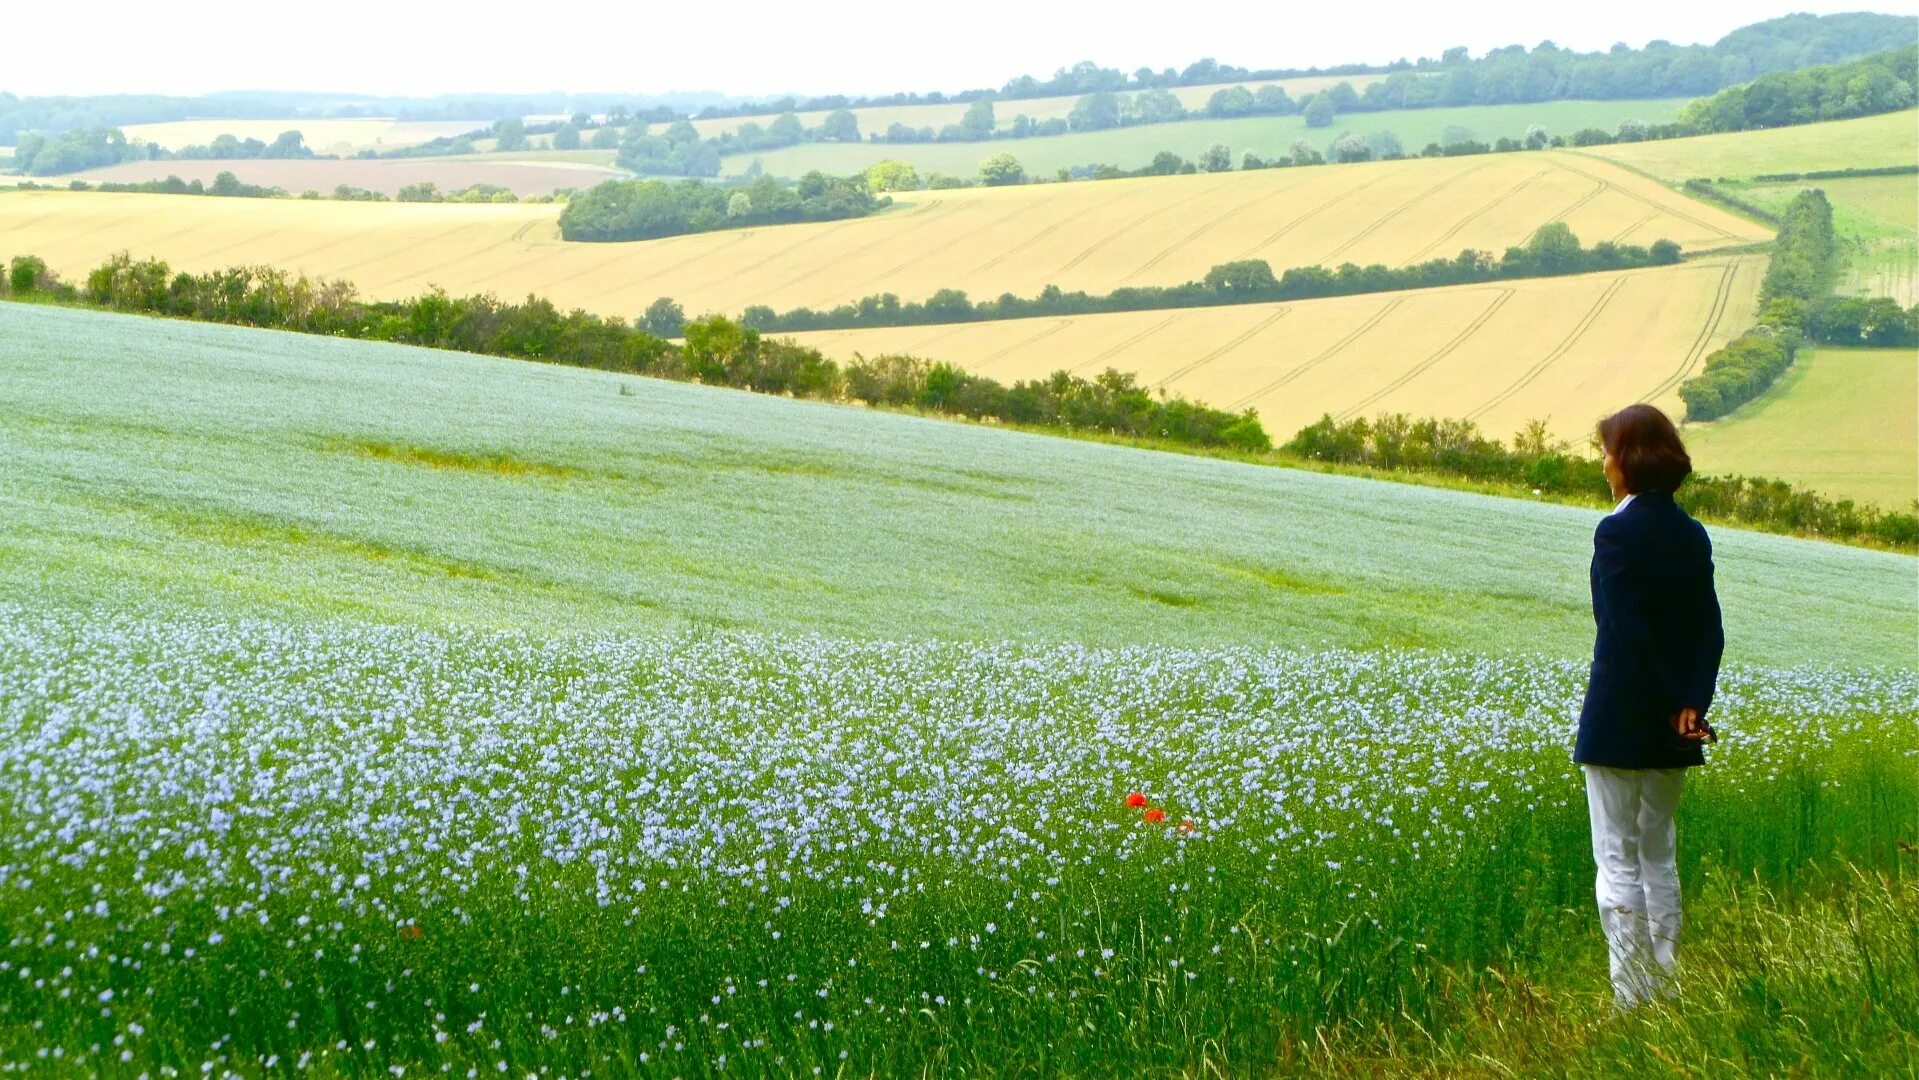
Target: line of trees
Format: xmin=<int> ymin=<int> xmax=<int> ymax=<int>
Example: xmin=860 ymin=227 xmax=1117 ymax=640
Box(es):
xmin=9 ymin=128 xmax=319 ymax=176
xmin=729 ymin=225 xmax=1680 ymax=333
xmin=1677 ymin=189 xmax=1833 ymax=422
xmin=1285 ymin=412 xmax=1916 ymax=547
xmin=19 ymin=175 xmax=567 ymax=205
xmin=1676 ymin=45 xmax=1916 ymax=133
xmin=1 ymin=250 xmax=1269 ymax=453
xmin=672 ymin=13 xmax=1908 ymax=124
xmin=558 ymin=174 xmax=885 ymax=242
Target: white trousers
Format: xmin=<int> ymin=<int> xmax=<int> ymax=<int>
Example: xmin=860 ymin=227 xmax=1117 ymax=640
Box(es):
xmin=1583 ymin=764 xmax=1687 ymax=1009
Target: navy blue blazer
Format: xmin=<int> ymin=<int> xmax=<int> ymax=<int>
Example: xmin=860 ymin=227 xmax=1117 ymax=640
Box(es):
xmin=1575 ymin=491 xmax=1724 ymax=769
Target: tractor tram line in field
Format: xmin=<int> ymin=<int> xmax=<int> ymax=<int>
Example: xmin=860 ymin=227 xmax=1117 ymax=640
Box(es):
xmin=1639 ymin=259 xmax=1742 ymax=405
xmin=1465 ymin=277 xmax=1626 ymax=424
xmin=1337 ymin=288 xmax=1516 ymax=421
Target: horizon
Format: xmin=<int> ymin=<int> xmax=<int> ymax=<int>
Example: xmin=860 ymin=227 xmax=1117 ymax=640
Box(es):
xmin=7 ymin=0 xmax=1911 ymax=101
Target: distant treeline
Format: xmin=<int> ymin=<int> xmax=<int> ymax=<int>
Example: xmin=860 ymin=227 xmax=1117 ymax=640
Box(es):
xmin=9 ymin=128 xmax=321 ymax=177
xmin=1677 ymin=189 xmax=1833 ymax=422
xmin=0 ymin=251 xmax=1268 ymax=453
xmin=1286 ymin=413 xmax=1917 ymax=548
xmin=729 ymin=225 xmax=1680 ymax=332
xmin=559 ymin=174 xmax=885 ymax=241
xmin=16 ymin=175 xmax=567 ymax=205
xmin=1677 ymin=46 xmax=1916 ymax=133
xmin=685 ymin=13 xmax=1909 ymax=121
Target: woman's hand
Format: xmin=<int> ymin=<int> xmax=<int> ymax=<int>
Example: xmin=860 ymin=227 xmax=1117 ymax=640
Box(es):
xmin=1671 ymin=707 xmax=1715 ymax=744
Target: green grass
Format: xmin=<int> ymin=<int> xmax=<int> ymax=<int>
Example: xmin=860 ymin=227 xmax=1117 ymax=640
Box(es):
xmin=719 ymin=99 xmax=1692 ymax=179
xmin=2 ymin=301 xmax=1912 ymax=666
xmin=1581 ymin=110 xmax=1919 ymax=183
xmin=1 ymin=614 xmax=1913 ymax=1076
xmin=1687 ymin=348 xmax=1919 ymax=510
xmin=1717 ymin=173 xmax=1917 ymax=304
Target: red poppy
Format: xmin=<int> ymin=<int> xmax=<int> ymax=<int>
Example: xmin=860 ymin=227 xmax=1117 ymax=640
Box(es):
xmin=399 ymin=923 xmax=423 ymax=940
xmin=1125 ymin=792 xmax=1148 ymax=809
xmin=1143 ymin=807 xmax=1166 ymax=824
xmin=1177 ymin=820 xmax=1195 ymax=833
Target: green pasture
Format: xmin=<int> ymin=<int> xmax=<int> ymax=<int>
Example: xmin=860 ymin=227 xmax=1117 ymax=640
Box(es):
xmin=1688 ymin=347 xmax=1919 ymax=510
xmin=1 ymin=301 xmax=1911 ymax=666
xmin=717 ymin=99 xmax=1692 ymax=179
xmin=1722 ymin=172 xmax=1918 ymax=304
xmin=1582 ymin=110 xmax=1919 ymax=182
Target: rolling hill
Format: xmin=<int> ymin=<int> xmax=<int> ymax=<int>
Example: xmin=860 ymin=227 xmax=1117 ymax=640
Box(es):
xmin=0 ymin=150 xmax=1765 ymax=321
xmin=1579 ymin=109 xmax=1919 ymax=181
xmin=2 ymin=300 xmax=1911 ymax=667
xmin=784 ymin=255 xmax=1766 ymax=446
xmin=715 ymin=99 xmax=1694 ymax=178
xmin=68 ymin=156 xmax=623 ymax=197
xmin=119 ymin=117 xmax=487 ymax=154
xmin=1686 ymin=348 xmax=1918 ymax=509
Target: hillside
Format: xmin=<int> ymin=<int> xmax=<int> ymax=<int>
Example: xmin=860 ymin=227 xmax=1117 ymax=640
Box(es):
xmin=2 ymin=301 xmax=1910 ymax=666
xmin=785 ymin=255 xmax=1765 ymax=446
xmin=1686 ymin=348 xmax=1918 ymax=509
xmin=1722 ymin=172 xmax=1917 ymax=305
xmin=0 ymin=151 xmax=1765 ymax=320
xmin=715 ymin=99 xmax=1692 ymax=178
xmin=1580 ymin=109 xmax=1919 ymax=180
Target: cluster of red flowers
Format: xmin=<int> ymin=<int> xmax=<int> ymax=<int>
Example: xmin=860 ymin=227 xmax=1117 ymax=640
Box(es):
xmin=1124 ymin=792 xmax=1194 ymax=833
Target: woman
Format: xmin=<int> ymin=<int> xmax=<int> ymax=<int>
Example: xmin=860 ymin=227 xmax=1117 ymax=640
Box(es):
xmin=1575 ymin=404 xmax=1723 ymax=1012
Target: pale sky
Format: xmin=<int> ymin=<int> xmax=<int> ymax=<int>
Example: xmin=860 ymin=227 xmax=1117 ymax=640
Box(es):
xmin=11 ymin=0 xmax=1916 ymax=100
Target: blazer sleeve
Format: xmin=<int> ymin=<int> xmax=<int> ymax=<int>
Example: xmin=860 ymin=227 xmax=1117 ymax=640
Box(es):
xmin=1684 ymin=532 xmax=1725 ymax=717
xmin=1592 ymin=514 xmax=1685 ymax=715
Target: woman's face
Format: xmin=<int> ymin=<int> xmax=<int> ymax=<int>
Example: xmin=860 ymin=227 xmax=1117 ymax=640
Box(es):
xmin=1603 ymin=449 xmax=1627 ymax=500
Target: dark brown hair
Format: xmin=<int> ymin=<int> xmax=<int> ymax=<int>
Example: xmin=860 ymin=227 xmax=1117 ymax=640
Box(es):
xmin=1597 ymin=404 xmax=1692 ymax=494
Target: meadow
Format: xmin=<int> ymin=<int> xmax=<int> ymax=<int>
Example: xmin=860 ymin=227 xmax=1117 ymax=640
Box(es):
xmin=714 ymin=99 xmax=1692 ymax=179
xmin=0 ymin=151 xmax=1764 ymax=321
xmin=2 ymin=302 xmax=1910 ymax=665
xmin=118 ymin=117 xmax=489 ymax=154
xmin=1 ymin=302 xmax=1916 ymax=1076
xmin=1686 ymin=348 xmax=1919 ymax=510
xmin=2 ymin=612 xmax=1913 ymax=1076
xmin=1579 ymin=109 xmax=1919 ymax=181
xmin=786 ymin=255 xmax=1765 ymax=447
xmin=68 ymin=156 xmax=624 ymax=198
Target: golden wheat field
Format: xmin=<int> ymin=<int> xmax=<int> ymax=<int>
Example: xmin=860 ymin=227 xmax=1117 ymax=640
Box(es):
xmin=0 ymin=151 xmax=1764 ymax=320
xmin=119 ymin=118 xmax=487 ymax=154
xmin=685 ymin=75 xmax=1391 ymax=138
xmin=785 ymin=255 xmax=1765 ymax=444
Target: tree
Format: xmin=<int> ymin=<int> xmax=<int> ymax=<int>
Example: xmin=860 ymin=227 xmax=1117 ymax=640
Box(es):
xmin=397 ymin=181 xmax=442 ymax=202
xmin=1068 ymin=91 xmax=1121 ymax=131
xmin=642 ymin=297 xmax=685 ymax=337
xmin=727 ymin=192 xmax=752 ymax=217
xmin=1326 ymin=82 xmax=1362 ymax=110
xmin=1525 ymin=124 xmax=1550 ymax=149
xmin=819 ymin=109 xmax=860 ymax=142
xmin=1440 ymin=125 xmax=1477 ymax=146
xmin=1364 ymin=131 xmax=1404 ymax=158
xmin=959 ymin=98 xmax=996 ymax=139
xmin=865 ymin=160 xmax=921 ymax=192
xmin=1288 ymin=138 xmax=1318 ymax=164
xmin=590 ymin=126 xmax=619 ymax=149
xmin=1303 ymin=95 xmax=1336 ymax=127
xmin=978 ymin=153 xmax=1024 ymax=186
xmin=494 ymin=118 xmax=529 ymax=152
xmin=570 ymin=112 xmax=592 ymax=128
xmin=1203 ymin=259 xmax=1278 ymax=293
xmin=265 ymin=130 xmax=311 ymax=158
xmin=768 ymin=113 xmax=804 ymax=143
xmin=1131 ymin=89 xmax=1186 ymax=124
xmin=1200 ymin=143 xmax=1232 ymax=172
xmin=1330 ymin=134 xmax=1371 ymax=162
xmin=1204 ymin=86 xmax=1256 ymax=118
xmin=552 ymin=123 xmax=582 ymax=151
